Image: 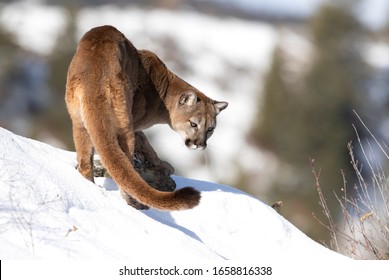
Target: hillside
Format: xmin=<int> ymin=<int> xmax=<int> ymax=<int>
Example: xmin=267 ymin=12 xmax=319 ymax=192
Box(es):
xmin=0 ymin=127 xmax=344 ymax=260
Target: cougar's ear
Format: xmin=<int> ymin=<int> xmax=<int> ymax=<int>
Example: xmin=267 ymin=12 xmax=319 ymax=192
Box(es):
xmin=179 ymin=91 xmax=197 ymax=107
xmin=213 ymin=100 xmax=228 ymax=115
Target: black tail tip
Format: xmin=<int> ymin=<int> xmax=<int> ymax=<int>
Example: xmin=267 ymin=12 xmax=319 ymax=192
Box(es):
xmin=174 ymin=187 xmax=201 ymax=209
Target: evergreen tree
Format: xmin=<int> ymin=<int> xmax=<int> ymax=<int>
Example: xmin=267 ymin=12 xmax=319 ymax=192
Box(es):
xmin=44 ymin=6 xmax=79 ymax=148
xmin=300 ymin=4 xmax=366 ymax=189
xmin=0 ymin=26 xmax=18 ymax=106
xmin=250 ymin=4 xmax=369 ymax=241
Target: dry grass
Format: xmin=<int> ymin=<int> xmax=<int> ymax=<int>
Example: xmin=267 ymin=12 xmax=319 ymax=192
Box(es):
xmin=312 ymin=116 xmax=389 ymax=259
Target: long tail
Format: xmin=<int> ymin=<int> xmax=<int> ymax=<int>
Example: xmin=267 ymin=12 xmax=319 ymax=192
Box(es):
xmin=80 ymin=93 xmax=200 ymax=211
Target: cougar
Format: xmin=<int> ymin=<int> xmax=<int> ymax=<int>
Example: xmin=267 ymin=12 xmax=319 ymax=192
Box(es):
xmin=65 ymin=25 xmax=228 ymax=210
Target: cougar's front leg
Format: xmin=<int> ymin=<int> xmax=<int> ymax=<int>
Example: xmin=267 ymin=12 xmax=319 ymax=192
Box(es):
xmin=135 ymin=131 xmax=175 ymax=176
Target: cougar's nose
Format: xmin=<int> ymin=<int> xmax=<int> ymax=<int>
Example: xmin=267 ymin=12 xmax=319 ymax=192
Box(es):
xmin=194 ymin=139 xmax=207 ymax=150
xmin=185 ymin=139 xmax=207 ymax=150
xmin=198 ymin=142 xmax=207 ymax=150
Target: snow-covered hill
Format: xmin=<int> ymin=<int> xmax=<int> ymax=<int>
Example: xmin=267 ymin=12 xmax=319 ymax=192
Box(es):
xmin=0 ymin=127 xmax=343 ymax=260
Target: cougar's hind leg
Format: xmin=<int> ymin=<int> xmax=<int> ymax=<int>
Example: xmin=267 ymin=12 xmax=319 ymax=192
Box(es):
xmin=118 ymin=129 xmax=135 ymax=162
xmin=117 ymin=129 xmax=150 ymax=209
xmin=73 ymin=122 xmax=95 ymax=182
xmin=112 ymin=80 xmax=135 ymax=162
xmin=112 ymin=84 xmax=149 ymax=209
xmin=120 ymin=189 xmax=149 ymax=210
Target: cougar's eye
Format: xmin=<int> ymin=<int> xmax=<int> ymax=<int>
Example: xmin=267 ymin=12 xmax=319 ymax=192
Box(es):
xmin=208 ymin=127 xmax=214 ymax=132
xmin=189 ymin=121 xmax=197 ymax=128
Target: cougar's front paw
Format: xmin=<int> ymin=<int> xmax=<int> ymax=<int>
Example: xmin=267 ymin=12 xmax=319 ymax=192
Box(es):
xmin=158 ymin=160 xmax=175 ymax=176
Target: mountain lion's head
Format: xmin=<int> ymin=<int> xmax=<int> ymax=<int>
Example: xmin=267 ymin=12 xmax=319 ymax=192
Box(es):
xmin=171 ymin=91 xmax=228 ymax=150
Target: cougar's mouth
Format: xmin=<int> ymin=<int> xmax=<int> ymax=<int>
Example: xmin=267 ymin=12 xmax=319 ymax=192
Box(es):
xmin=185 ymin=139 xmax=206 ymax=150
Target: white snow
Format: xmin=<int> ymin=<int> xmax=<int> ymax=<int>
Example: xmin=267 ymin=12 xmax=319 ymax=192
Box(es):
xmin=0 ymin=127 xmax=344 ymax=260
xmin=364 ymin=42 xmax=389 ymax=69
xmin=0 ymin=2 xmax=68 ymax=55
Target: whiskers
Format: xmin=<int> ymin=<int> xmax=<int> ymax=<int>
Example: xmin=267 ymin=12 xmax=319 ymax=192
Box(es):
xmin=200 ymin=144 xmax=216 ymax=168
xmin=177 ymin=139 xmax=220 ymax=176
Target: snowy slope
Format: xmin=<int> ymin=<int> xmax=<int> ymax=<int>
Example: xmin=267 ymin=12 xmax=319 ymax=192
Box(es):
xmin=0 ymin=128 xmax=343 ymax=260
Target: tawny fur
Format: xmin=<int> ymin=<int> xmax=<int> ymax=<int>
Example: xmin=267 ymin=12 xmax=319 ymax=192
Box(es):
xmin=65 ymin=25 xmax=227 ymax=210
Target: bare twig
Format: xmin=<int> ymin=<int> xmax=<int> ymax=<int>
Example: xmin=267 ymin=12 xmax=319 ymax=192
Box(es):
xmin=310 ymin=157 xmax=340 ymax=252
xmin=312 ymin=121 xmax=389 ymax=259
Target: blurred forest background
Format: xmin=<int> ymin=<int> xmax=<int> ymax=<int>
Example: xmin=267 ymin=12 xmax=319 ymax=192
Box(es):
xmin=1 ymin=0 xmax=389 ymax=251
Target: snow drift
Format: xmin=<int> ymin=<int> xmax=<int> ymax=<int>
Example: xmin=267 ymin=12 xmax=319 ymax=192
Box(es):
xmin=0 ymin=127 xmax=343 ymax=260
